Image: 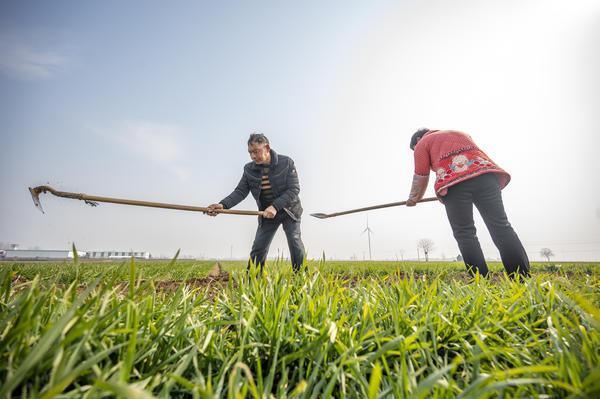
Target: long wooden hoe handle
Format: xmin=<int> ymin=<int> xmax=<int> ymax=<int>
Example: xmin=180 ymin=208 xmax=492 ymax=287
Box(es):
xmin=310 ymin=197 xmax=439 ymax=219
xmin=29 ymin=185 xmax=264 ymax=216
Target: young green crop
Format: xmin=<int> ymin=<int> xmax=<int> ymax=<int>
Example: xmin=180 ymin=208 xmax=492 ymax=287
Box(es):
xmin=1 ymin=258 xmax=599 ymax=398
xmin=4 ymin=259 xmax=597 ymax=284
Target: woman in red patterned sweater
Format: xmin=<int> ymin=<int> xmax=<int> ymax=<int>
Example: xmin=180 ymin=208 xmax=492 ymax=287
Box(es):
xmin=406 ymin=128 xmax=530 ymax=278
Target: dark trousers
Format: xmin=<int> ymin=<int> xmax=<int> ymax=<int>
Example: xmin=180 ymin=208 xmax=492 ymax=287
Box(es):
xmin=248 ymin=211 xmax=305 ymax=272
xmin=443 ymin=173 xmax=530 ymax=278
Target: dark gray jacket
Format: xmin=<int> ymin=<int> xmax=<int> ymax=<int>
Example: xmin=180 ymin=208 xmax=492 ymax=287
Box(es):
xmin=219 ymin=149 xmax=303 ymax=220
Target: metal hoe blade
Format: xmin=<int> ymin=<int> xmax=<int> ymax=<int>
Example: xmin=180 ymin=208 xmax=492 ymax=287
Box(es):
xmin=310 ymin=213 xmax=329 ymax=219
xmin=29 ymin=187 xmax=45 ymax=214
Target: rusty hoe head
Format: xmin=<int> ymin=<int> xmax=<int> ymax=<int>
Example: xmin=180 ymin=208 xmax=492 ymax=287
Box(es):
xmin=29 ymin=186 xmax=47 ymax=214
xmin=29 ymin=185 xmax=99 ymax=214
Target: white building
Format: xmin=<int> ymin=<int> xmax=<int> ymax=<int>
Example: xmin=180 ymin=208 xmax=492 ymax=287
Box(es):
xmin=0 ymin=249 xmax=151 ymax=260
xmin=1 ymin=249 xmax=87 ymax=260
xmin=86 ymin=251 xmax=151 ymax=259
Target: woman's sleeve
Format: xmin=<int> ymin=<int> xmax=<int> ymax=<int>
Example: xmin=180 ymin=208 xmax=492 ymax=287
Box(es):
xmin=413 ymin=142 xmax=431 ymax=176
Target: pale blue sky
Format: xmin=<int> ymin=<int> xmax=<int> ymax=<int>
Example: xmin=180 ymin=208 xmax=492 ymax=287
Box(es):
xmin=1 ymin=0 xmax=599 ymax=261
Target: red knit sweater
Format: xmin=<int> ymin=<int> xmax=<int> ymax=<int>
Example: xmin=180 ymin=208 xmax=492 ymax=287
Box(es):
xmin=414 ymin=130 xmax=510 ymax=197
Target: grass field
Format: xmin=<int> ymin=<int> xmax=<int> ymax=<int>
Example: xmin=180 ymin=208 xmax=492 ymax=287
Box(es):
xmin=1 ymin=257 xmax=599 ymax=398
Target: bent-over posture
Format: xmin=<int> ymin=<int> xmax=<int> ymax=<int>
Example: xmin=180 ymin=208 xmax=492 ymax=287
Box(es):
xmin=406 ymin=128 xmax=530 ymax=278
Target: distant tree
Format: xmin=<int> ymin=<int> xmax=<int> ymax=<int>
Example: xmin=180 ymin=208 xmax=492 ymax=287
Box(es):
xmin=540 ymin=248 xmax=554 ymax=262
xmin=457 ymin=254 xmax=463 ymax=262
xmin=417 ymin=239 xmax=435 ymax=262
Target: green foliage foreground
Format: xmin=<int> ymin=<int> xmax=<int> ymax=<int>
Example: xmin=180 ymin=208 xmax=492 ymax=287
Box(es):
xmin=1 ymin=260 xmax=599 ymax=398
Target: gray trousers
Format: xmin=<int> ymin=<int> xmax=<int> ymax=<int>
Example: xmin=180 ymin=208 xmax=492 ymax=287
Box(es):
xmin=248 ymin=211 xmax=305 ymax=272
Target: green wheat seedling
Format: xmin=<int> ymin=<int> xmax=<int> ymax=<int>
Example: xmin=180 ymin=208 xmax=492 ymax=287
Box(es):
xmin=1 ymin=255 xmax=599 ymax=398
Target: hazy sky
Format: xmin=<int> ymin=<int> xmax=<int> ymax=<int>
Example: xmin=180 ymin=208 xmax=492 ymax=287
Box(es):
xmin=1 ymin=0 xmax=599 ymax=261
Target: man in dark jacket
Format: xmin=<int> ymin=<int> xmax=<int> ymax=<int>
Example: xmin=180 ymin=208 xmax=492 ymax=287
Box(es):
xmin=207 ymin=133 xmax=305 ymax=272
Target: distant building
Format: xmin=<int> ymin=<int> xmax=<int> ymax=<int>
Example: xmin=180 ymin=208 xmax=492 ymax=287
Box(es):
xmin=86 ymin=251 xmax=151 ymax=259
xmin=0 ymin=249 xmax=151 ymax=260
xmin=2 ymin=249 xmax=86 ymax=260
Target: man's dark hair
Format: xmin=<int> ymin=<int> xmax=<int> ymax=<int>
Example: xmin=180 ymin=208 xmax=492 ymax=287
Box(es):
xmin=410 ymin=128 xmax=430 ymax=150
xmin=248 ymin=132 xmax=270 ymax=146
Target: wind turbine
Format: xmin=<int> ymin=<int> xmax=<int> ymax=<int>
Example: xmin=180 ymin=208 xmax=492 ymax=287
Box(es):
xmin=361 ymin=216 xmax=374 ymax=260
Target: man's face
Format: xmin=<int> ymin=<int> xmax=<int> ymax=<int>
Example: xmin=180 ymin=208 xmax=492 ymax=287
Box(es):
xmin=248 ymin=142 xmax=270 ymax=164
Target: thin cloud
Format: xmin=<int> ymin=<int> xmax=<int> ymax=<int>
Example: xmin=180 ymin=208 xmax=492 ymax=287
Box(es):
xmin=0 ymin=38 xmax=67 ymax=80
xmin=117 ymin=120 xmax=190 ymax=181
